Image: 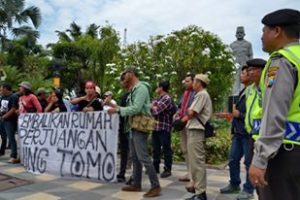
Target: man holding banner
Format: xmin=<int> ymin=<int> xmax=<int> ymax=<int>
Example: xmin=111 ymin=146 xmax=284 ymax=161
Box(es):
xmin=108 ymin=68 xmax=161 ymax=198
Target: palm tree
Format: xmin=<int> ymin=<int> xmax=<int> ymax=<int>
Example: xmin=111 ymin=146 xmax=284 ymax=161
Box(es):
xmin=0 ymin=0 xmax=41 ymax=51
xmin=55 ymin=22 xmax=100 ymax=43
xmin=66 ymin=21 xmax=82 ymax=41
xmin=55 ymin=30 xmax=71 ymax=42
xmin=86 ymin=23 xmax=100 ymax=38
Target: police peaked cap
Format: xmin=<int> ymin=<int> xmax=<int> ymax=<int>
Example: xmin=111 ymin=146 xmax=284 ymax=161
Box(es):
xmin=262 ymin=8 xmax=300 ymax=26
xmin=246 ymin=58 xmax=267 ymax=68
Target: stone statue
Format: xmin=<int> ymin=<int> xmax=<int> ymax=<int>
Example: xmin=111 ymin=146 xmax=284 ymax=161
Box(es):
xmin=230 ymin=26 xmax=253 ymax=95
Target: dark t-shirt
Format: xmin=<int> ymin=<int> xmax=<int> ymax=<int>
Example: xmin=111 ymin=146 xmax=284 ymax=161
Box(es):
xmin=48 ymin=101 xmax=67 ymax=112
xmin=0 ymin=93 xmax=19 ymax=121
xmin=78 ymin=98 xmax=103 ymax=111
xmin=39 ymin=99 xmax=48 ymax=112
xmin=119 ymin=92 xmax=129 ymax=133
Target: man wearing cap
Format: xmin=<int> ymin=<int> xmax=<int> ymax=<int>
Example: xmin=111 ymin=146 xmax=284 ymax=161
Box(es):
xmin=220 ymin=64 xmax=253 ymax=199
xmin=103 ymin=91 xmax=117 ymax=110
xmin=108 ymin=68 xmax=161 ymax=198
xmin=244 ymin=59 xmax=266 ymax=139
xmin=249 ymin=9 xmax=300 ymax=200
xmin=183 ymin=73 xmax=212 ymax=200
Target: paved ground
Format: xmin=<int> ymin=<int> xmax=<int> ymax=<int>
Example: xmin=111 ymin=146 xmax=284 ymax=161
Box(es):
xmin=0 ymin=154 xmax=258 ymax=200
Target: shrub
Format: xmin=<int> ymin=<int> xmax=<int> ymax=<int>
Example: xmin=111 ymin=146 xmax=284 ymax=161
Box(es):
xmin=205 ymin=127 xmax=231 ymax=165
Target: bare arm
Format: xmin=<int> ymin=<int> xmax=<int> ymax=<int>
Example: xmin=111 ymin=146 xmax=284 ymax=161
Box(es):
xmin=70 ymin=96 xmax=85 ymax=105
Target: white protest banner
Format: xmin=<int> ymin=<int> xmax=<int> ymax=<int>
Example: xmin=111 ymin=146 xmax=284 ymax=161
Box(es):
xmin=18 ymin=111 xmax=119 ymax=182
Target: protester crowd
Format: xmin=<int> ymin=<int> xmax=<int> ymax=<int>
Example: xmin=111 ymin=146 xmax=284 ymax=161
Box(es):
xmin=0 ymin=65 xmax=212 ymax=198
xmin=0 ymin=80 xmax=105 ymax=163
xmin=0 ymin=8 xmax=299 ymax=200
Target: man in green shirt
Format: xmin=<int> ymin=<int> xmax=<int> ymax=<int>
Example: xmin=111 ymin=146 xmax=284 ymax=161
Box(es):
xmin=108 ymin=68 xmax=161 ymax=198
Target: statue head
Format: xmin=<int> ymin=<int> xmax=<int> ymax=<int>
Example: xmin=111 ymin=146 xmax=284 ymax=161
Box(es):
xmin=235 ymin=26 xmax=245 ymax=40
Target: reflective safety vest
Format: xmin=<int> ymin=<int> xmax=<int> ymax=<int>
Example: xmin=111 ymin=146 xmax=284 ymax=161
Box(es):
xmin=245 ymin=84 xmax=262 ymax=138
xmin=260 ymin=44 xmax=300 ymax=145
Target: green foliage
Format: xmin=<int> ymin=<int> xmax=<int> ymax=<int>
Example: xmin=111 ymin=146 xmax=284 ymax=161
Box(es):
xmin=51 ymin=24 xmax=234 ymax=111
xmin=51 ymin=22 xmax=120 ymax=92
xmin=205 ymin=127 xmax=231 ymax=165
xmin=6 ymin=35 xmax=45 ymax=69
xmin=7 ymin=41 xmax=27 ymax=67
xmin=24 ymin=73 xmax=53 ymax=92
xmin=23 ymin=55 xmax=52 ymax=77
xmin=171 ymin=132 xmax=184 ymax=162
xmin=0 ymin=65 xmax=52 ymax=91
xmin=1 ymin=65 xmax=24 ymax=89
xmin=0 ymin=0 xmax=41 ymax=51
xmin=111 ymin=25 xmax=235 ymax=109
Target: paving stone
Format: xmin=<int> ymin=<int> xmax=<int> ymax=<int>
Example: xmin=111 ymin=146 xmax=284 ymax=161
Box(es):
xmin=62 ymin=191 xmax=105 ymax=200
xmin=0 ymin=159 xmax=259 ymax=200
xmin=0 ymin=188 xmax=35 ymax=200
xmin=16 ymin=192 xmax=61 ymax=200
xmin=0 ymin=173 xmax=32 ymax=192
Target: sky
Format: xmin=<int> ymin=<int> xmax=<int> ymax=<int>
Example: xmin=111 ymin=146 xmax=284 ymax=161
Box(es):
xmin=26 ymin=0 xmax=299 ymax=59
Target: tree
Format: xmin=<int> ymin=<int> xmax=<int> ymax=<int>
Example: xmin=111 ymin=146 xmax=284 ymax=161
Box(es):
xmin=90 ymin=24 xmax=120 ymax=89
xmin=0 ymin=0 xmax=41 ymax=51
xmin=6 ymin=34 xmax=43 ymax=68
xmin=0 ymin=65 xmax=24 ymax=89
xmin=112 ymin=26 xmax=235 ymax=110
xmin=51 ymin=22 xmax=120 ymax=92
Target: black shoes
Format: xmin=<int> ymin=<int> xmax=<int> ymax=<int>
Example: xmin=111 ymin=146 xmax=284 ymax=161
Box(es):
xmin=126 ymin=176 xmax=134 ymax=185
xmin=160 ymin=170 xmax=171 ymax=178
xmin=117 ymin=174 xmax=126 ymax=183
xmin=185 ymin=192 xmax=207 ymax=200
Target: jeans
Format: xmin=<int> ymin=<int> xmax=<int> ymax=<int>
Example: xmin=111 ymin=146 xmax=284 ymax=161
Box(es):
xmin=0 ymin=124 xmax=7 ymax=155
xmin=130 ymin=130 xmax=160 ymax=188
xmin=152 ymin=130 xmax=173 ymax=172
xmin=0 ymin=120 xmax=17 ymax=158
xmin=228 ymin=134 xmax=254 ymax=194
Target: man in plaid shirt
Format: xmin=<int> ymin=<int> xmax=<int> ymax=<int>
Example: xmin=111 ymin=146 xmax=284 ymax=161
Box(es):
xmin=151 ymin=80 xmax=174 ymax=178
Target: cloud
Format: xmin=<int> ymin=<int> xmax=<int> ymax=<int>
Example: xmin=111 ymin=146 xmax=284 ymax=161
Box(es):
xmin=26 ymin=0 xmax=299 ymax=58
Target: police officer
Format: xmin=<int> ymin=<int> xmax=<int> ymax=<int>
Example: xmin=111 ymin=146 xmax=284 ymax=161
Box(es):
xmin=245 ymin=58 xmax=266 ymax=140
xmin=243 ymin=59 xmax=266 ymax=200
xmin=249 ymin=8 xmax=300 ymax=200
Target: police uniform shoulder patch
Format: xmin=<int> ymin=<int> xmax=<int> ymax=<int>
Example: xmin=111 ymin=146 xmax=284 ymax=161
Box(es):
xmin=267 ymin=66 xmax=279 ymax=87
